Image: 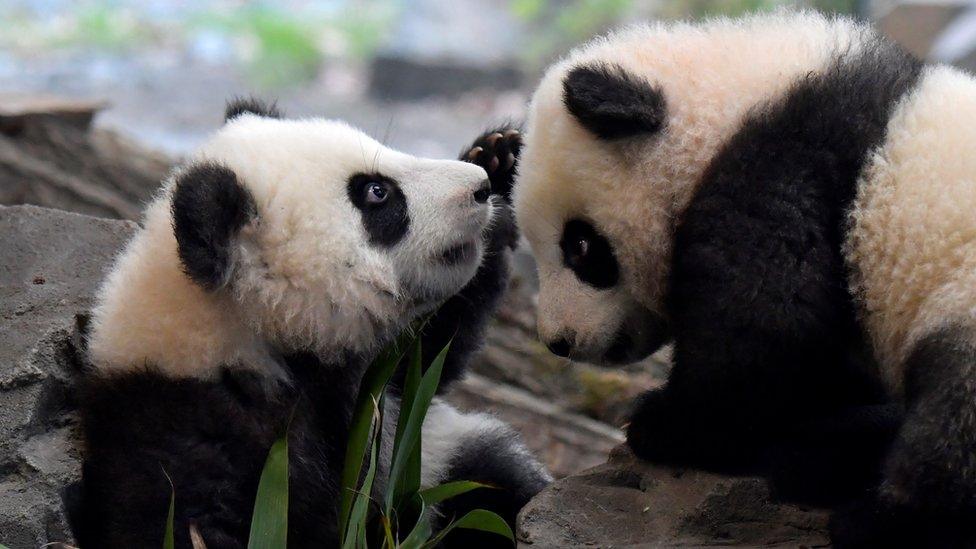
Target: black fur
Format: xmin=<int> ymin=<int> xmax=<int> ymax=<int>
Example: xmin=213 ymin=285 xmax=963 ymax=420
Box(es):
xmin=831 ymin=327 xmax=976 ymax=547
xmin=347 ymin=173 xmax=410 ymax=247
xmin=433 ymin=426 xmax=551 ymax=548
xmin=563 ymin=63 xmax=666 ymax=140
xmin=72 ymin=353 xmax=360 ymax=549
xmin=392 ymin=138 xmax=523 ymax=392
xmin=765 ymin=402 xmax=903 ymax=504
xmin=627 ymin=37 xmax=921 ymax=487
xmin=73 ymin=350 xmax=548 ymax=548
xmin=172 ymin=163 xmax=256 ymax=290
xmin=560 ymin=218 xmax=619 ymax=289
xmin=225 ymin=96 xmax=283 ymax=121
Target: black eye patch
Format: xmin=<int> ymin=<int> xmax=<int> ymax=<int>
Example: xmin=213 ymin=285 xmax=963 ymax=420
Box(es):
xmin=347 ymin=173 xmax=409 ymax=247
xmin=560 ymin=218 xmax=619 ymax=288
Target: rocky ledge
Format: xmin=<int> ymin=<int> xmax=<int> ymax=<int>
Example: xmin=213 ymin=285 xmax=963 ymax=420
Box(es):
xmin=0 ymin=205 xmax=136 ymax=546
xmin=517 ymin=445 xmax=831 ymax=547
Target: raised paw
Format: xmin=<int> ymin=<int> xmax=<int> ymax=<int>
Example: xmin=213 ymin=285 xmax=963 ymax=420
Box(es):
xmin=460 ymin=127 xmax=522 ymax=202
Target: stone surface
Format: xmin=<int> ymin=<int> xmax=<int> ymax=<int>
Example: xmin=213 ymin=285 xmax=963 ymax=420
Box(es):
xmin=0 ymin=94 xmax=107 ymax=133
xmin=0 ymin=97 xmax=169 ymax=220
xmin=0 ymin=205 xmax=136 ymax=547
xmin=517 ymin=446 xmax=831 ymax=548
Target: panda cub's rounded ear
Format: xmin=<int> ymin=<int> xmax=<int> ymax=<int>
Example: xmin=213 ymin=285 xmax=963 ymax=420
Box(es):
xmin=224 ymin=96 xmax=283 ymax=122
xmin=171 ymin=162 xmax=256 ymax=291
xmin=562 ymin=63 xmax=666 ymax=140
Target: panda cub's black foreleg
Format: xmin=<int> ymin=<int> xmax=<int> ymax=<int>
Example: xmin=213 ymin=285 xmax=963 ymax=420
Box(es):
xmin=627 ymin=169 xmax=870 ymax=471
xmin=395 ymin=127 xmax=524 ymax=391
xmin=831 ymin=327 xmax=976 ymax=547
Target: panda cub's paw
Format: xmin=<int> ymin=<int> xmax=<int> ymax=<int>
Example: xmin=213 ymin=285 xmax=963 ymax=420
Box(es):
xmin=627 ymin=388 xmax=762 ymax=469
xmin=461 ymin=126 xmax=522 ymax=202
xmin=626 ymin=388 xmax=687 ymax=463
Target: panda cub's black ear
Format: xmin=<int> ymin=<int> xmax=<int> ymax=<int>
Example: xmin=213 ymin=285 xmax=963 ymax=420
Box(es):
xmin=563 ymin=63 xmax=666 ymax=140
xmin=171 ymin=163 xmax=256 ymax=291
xmin=224 ymin=96 xmax=283 ymax=122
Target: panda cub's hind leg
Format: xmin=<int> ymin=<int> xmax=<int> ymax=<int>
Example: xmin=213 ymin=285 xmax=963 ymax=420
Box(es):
xmin=831 ymin=326 xmax=976 ymax=547
xmin=421 ymin=400 xmax=551 ymax=547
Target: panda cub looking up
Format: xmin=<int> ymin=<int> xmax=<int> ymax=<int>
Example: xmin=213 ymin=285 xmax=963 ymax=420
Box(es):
xmin=507 ymin=11 xmax=976 ymax=548
xmin=71 ymin=99 xmax=550 ymax=548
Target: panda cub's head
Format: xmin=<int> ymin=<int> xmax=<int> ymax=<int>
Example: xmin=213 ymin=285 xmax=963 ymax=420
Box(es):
xmin=88 ymin=99 xmax=491 ymax=377
xmin=514 ymin=14 xmax=864 ymax=364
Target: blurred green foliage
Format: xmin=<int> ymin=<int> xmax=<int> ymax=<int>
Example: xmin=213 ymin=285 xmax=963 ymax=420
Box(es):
xmin=192 ymin=3 xmax=394 ymax=87
xmin=662 ymin=0 xmax=857 ymax=17
xmin=0 ymin=2 xmax=396 ymax=89
xmin=70 ymin=6 xmax=150 ymax=50
xmin=193 ymin=7 xmax=324 ymax=88
xmin=511 ymin=0 xmax=636 ymax=67
xmin=512 ymin=0 xmax=857 ymax=66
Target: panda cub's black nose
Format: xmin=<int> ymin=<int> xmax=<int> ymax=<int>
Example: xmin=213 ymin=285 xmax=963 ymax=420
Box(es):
xmin=547 ymin=338 xmax=571 ymax=358
xmin=473 ymin=180 xmax=491 ymax=204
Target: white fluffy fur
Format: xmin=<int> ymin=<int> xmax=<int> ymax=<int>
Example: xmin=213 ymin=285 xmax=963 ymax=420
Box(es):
xmin=514 ymin=11 xmax=868 ymax=360
xmin=420 ymin=400 xmax=505 ymax=487
xmin=846 ymin=65 xmax=976 ymax=395
xmin=88 ymin=116 xmax=490 ymax=378
xmin=419 ymin=399 xmax=552 ymax=488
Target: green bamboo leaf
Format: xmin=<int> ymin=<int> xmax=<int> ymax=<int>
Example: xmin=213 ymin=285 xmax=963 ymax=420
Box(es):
xmin=342 ymin=405 xmax=381 ymax=549
xmin=451 ymin=509 xmax=515 ymax=541
xmin=162 ymin=468 xmax=175 ymax=549
xmin=247 ymin=435 xmax=289 ymax=549
xmin=398 ymin=496 xmax=432 ymax=549
xmin=0 ymin=544 xmax=9 ymax=549
xmin=384 ymin=341 xmax=451 ymax=513
xmin=388 ymin=338 xmax=424 ymax=514
xmin=422 ymin=509 xmax=514 ymax=548
xmin=338 ymin=329 xmax=415 ymax=542
xmin=418 ymin=480 xmax=495 ymax=505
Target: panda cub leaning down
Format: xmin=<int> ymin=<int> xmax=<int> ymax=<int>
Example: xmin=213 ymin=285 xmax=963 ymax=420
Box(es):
xmin=510 ymin=11 xmax=976 ymax=547
xmin=69 ymin=99 xmax=551 ymax=548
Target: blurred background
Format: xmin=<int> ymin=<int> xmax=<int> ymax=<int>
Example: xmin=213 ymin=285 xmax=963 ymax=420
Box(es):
xmin=2 ymin=0 xmax=975 ymax=478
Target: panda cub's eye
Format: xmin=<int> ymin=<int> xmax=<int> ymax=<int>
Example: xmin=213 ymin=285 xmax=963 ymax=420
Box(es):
xmin=366 ymin=182 xmax=389 ymax=204
xmin=560 ymin=219 xmax=619 ymax=289
xmin=569 ymin=238 xmax=590 ymax=265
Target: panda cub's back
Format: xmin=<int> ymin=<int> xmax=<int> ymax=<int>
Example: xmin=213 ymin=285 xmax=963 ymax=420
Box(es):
xmin=846 ymin=64 xmax=976 ymax=394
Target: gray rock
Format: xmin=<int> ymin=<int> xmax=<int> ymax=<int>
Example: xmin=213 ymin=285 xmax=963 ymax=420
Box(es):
xmin=0 ymin=205 xmax=135 ymax=547
xmin=0 ymin=96 xmax=169 ymax=220
xmin=518 ymin=445 xmax=830 ymax=548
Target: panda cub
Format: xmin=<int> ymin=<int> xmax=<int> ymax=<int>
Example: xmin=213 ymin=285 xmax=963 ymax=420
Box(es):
xmin=72 ymin=99 xmax=550 ymax=548
xmin=504 ymin=11 xmax=976 ymax=547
